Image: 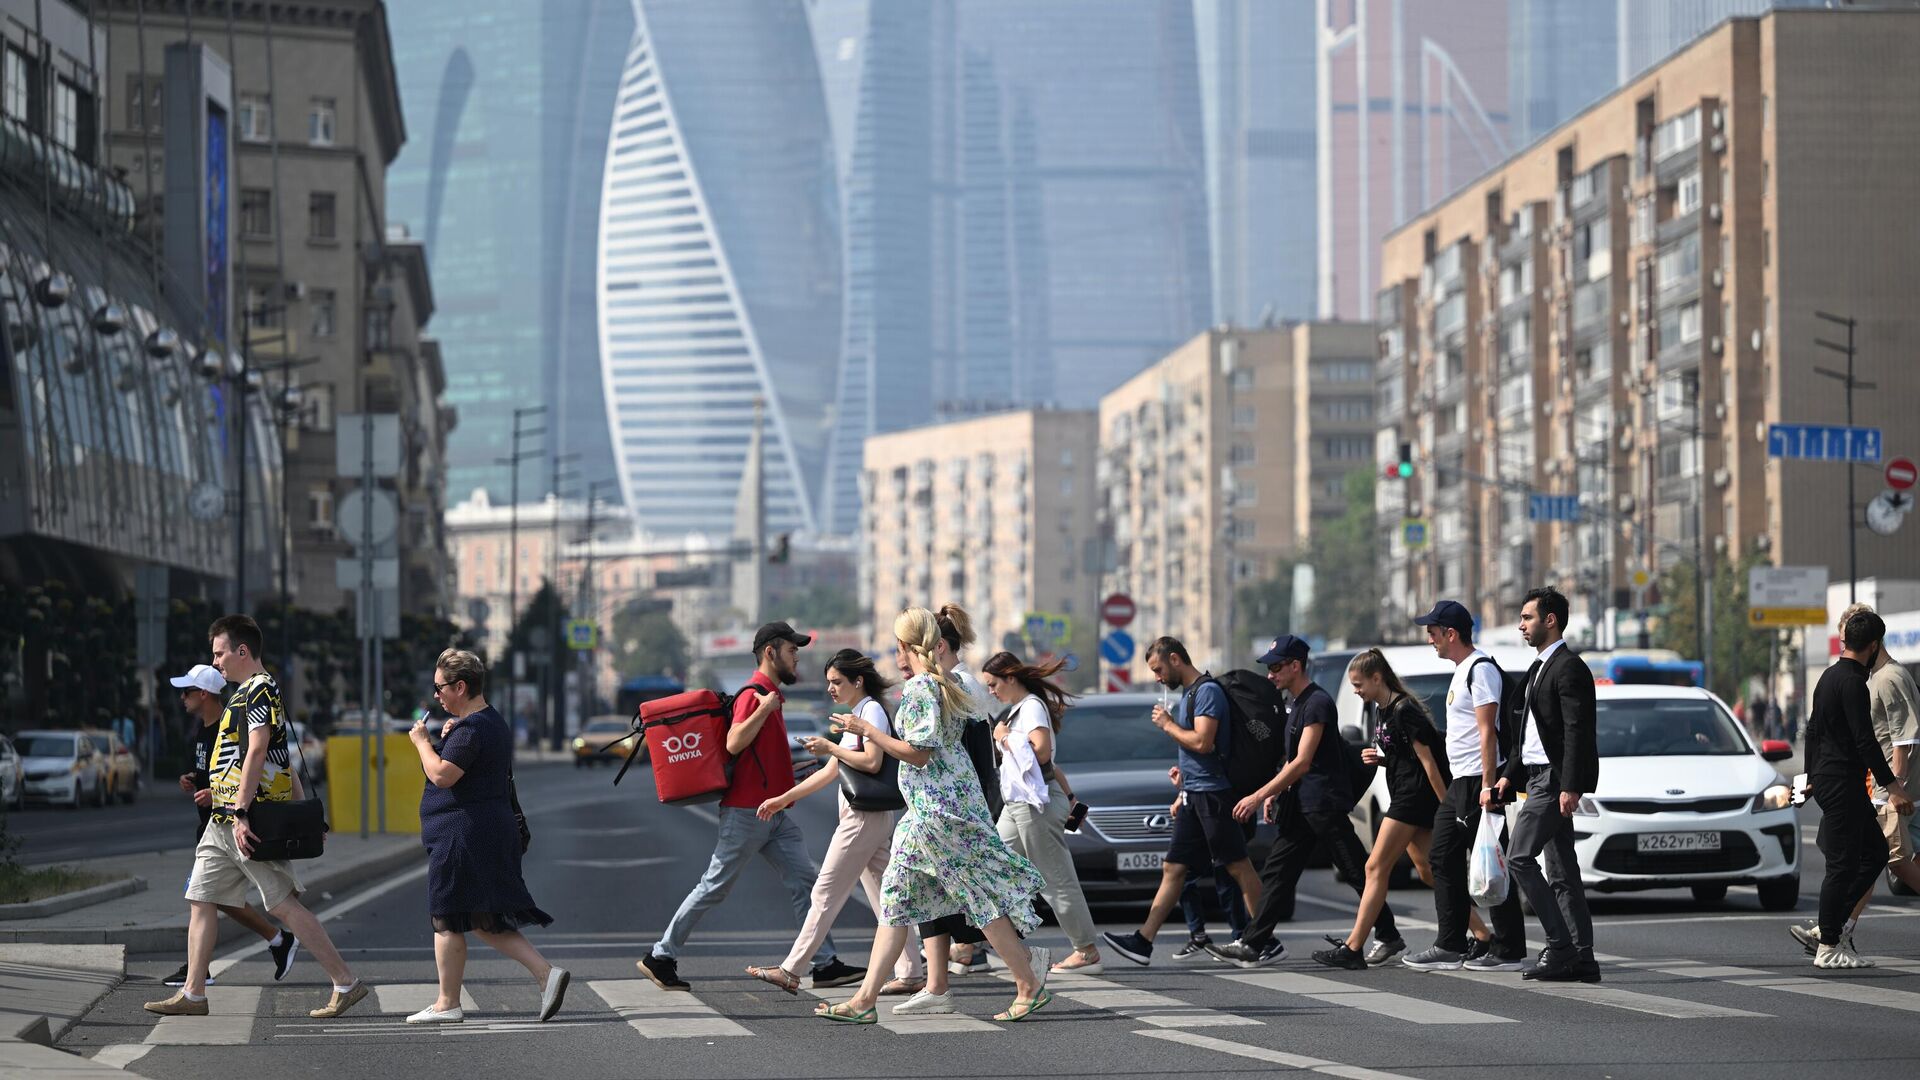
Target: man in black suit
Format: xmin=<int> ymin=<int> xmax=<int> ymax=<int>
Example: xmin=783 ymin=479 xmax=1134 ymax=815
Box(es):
xmin=1488 ymin=587 xmax=1599 ymax=983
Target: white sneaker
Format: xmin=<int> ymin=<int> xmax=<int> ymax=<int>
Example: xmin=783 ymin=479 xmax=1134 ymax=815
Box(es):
xmin=1814 ymin=943 xmax=1874 ymax=970
xmin=405 ymin=1004 xmax=465 ymax=1024
xmin=891 ymin=989 xmax=956 ymax=1015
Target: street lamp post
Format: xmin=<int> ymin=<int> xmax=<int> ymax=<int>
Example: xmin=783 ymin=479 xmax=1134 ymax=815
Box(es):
xmin=546 ymin=454 xmax=582 ymax=752
xmin=1813 ymin=311 xmax=1873 ymax=605
xmin=496 ymin=407 xmax=547 ymax=746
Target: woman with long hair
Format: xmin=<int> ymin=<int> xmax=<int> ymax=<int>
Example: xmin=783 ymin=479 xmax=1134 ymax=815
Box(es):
xmin=982 ymin=651 xmax=1103 ymax=974
xmin=1312 ymin=649 xmax=1460 ymax=970
xmin=814 ymin=609 xmax=1052 ymax=1023
xmin=746 ymin=650 xmax=924 ymax=996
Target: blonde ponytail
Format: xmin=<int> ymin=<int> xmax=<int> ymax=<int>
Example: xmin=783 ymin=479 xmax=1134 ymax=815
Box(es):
xmin=895 ymin=607 xmax=972 ymax=719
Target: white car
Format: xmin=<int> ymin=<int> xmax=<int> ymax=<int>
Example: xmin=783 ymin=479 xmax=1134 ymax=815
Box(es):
xmin=16 ymin=730 xmax=110 ymax=808
xmin=1570 ymin=685 xmax=1798 ymax=908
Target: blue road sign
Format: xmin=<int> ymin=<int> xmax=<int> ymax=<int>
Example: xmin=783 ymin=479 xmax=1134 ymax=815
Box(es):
xmin=1528 ymin=494 xmax=1581 ymax=522
xmin=1767 ymin=423 xmax=1882 ymax=463
xmin=1099 ymin=630 xmax=1135 ymax=666
xmin=1061 ymin=653 xmax=1080 ymax=673
xmin=1402 ymin=519 xmax=1429 ymax=549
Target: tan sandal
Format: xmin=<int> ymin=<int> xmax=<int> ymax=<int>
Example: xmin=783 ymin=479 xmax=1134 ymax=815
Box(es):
xmin=1050 ymin=949 xmax=1103 ymax=974
xmin=745 ymin=964 xmax=800 ymax=995
xmin=879 ymin=976 xmax=925 ymax=996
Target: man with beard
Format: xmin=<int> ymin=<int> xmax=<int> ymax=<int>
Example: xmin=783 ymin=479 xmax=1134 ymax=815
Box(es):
xmin=638 ymin=623 xmax=865 ymax=992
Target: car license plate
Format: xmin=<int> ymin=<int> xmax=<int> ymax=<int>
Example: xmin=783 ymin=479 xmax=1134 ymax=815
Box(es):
xmin=1636 ymin=831 xmax=1721 ymax=853
xmin=1117 ymin=851 xmax=1164 ymax=872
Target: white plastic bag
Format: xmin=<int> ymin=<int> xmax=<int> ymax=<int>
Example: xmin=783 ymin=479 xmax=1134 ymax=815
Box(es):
xmin=1468 ymin=807 xmax=1510 ymax=908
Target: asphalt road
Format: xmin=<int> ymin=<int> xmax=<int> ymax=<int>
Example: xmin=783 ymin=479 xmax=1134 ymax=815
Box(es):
xmin=9 ymin=780 xmax=189 ymax=864
xmin=57 ymin=759 xmax=1920 ymax=1080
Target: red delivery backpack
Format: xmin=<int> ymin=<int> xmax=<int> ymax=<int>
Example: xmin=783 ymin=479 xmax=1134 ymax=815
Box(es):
xmin=612 ymin=689 xmax=737 ymax=804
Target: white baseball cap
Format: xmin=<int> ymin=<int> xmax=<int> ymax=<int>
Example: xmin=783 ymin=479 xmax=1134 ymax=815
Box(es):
xmin=169 ymin=664 xmax=227 ymax=695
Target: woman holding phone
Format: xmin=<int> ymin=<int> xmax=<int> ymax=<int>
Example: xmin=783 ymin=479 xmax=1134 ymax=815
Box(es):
xmin=981 ymin=651 xmax=1103 ymax=974
xmin=746 ymin=650 xmax=925 ymax=995
xmin=1312 ymin=649 xmax=1463 ymax=970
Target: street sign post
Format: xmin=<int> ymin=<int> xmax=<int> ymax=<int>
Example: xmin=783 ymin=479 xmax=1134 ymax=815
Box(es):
xmin=565 ymin=619 xmax=599 ymax=651
xmin=1748 ymin=565 xmax=1828 ymax=627
xmin=1528 ymin=494 xmax=1581 ymax=522
xmin=1402 ymin=518 xmax=1429 ymax=549
xmin=1099 ymin=630 xmax=1135 ymax=667
xmin=1765 ymin=423 xmax=1882 ymax=463
xmin=1101 ymin=593 xmax=1136 ymax=628
xmin=1886 ymin=457 xmax=1916 ymax=491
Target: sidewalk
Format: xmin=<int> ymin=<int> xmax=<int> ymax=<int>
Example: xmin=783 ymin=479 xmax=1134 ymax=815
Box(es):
xmin=0 ymin=833 xmax=423 ymax=952
xmin=0 ymin=943 xmax=134 ymax=1078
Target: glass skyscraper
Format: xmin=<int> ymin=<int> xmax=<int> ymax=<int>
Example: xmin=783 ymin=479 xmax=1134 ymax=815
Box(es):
xmin=386 ymin=1 xmax=632 ymax=507
xmin=598 ymin=0 xmax=841 ymax=536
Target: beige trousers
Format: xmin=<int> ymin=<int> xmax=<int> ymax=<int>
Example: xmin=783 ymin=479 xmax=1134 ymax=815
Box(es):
xmin=782 ymin=794 xmax=923 ymax=979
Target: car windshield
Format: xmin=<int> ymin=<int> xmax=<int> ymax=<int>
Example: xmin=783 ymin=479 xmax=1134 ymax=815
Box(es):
xmin=1054 ymin=701 xmax=1180 ymax=764
xmin=1596 ymin=698 xmax=1747 ymax=757
xmin=19 ymin=735 xmax=76 ymax=757
xmin=786 ymin=713 xmax=820 ymax=738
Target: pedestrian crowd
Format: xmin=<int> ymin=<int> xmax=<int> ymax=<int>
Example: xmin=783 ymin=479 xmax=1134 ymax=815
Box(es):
xmin=139 ymin=586 xmax=1916 ymax=1024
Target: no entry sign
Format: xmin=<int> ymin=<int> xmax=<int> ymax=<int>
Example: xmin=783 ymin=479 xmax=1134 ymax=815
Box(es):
xmin=1101 ymin=593 xmax=1136 ymax=628
xmin=1886 ymin=457 xmax=1917 ymax=492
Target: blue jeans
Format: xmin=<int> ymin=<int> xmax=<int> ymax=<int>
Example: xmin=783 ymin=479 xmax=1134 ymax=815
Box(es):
xmin=1180 ymin=865 xmax=1247 ymax=940
xmin=652 ymin=806 xmax=835 ymax=968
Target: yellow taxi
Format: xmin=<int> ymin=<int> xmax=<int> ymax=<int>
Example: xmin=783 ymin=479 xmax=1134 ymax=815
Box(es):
xmin=572 ymin=715 xmax=639 ymax=767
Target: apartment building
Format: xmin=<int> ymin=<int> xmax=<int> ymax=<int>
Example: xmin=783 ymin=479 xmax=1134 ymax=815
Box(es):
xmin=1375 ymin=7 xmax=1920 ymax=642
xmin=861 ymin=410 xmax=1099 ymax=677
xmin=1292 ymin=322 xmax=1380 ymax=545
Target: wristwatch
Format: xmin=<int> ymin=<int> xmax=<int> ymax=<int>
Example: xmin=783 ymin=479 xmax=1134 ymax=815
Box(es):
xmin=232 ymin=804 xmax=251 ymax=820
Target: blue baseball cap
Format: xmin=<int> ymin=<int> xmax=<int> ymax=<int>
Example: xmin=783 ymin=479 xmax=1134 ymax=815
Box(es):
xmin=1413 ymin=600 xmax=1475 ymax=636
xmin=1256 ymin=634 xmax=1311 ymax=666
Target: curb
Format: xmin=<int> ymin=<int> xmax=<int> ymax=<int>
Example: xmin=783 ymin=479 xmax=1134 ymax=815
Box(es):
xmin=0 ymin=877 xmax=147 ymax=922
xmin=0 ymin=844 xmax=424 ymax=953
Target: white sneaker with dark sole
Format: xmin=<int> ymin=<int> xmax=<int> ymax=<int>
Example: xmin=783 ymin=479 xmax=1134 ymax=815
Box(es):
xmin=406 ymin=1005 xmax=465 ymax=1025
xmin=892 ymin=989 xmax=956 ymax=1015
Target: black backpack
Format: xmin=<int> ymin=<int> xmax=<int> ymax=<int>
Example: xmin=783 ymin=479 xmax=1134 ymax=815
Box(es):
xmin=1194 ymin=671 xmax=1288 ymax=801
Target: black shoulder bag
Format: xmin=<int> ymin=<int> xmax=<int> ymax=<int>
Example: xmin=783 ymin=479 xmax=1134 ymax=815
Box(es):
xmin=839 ymin=703 xmax=906 ymax=812
xmin=246 ymin=722 xmax=329 ymax=862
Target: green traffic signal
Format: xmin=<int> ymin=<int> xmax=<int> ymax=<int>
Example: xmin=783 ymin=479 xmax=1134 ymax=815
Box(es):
xmin=1396 ymin=461 xmax=1414 ymax=478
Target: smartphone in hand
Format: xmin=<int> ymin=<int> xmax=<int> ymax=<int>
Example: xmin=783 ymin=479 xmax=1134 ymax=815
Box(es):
xmin=1064 ymin=801 xmax=1089 ymax=833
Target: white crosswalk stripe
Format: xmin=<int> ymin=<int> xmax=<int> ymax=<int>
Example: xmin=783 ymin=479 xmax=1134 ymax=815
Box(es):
xmin=803 ymin=988 xmax=1001 ymax=1033
xmin=998 ymin=969 xmax=1263 ymax=1029
xmin=1216 ymin=971 xmax=1515 ymax=1025
xmin=1649 ymin=959 xmax=1920 ymax=1013
xmin=589 ymin=979 xmax=753 ymax=1039
xmin=146 ymin=986 xmax=261 ymax=1045
xmin=373 ymin=984 xmax=479 ymax=1015
xmin=1432 ymin=969 xmax=1771 ymax=1019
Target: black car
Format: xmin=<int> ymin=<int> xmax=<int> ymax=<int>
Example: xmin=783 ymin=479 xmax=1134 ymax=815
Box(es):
xmin=1052 ymin=692 xmax=1275 ymax=906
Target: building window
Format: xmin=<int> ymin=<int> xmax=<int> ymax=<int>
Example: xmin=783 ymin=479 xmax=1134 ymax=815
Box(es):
xmin=1059 ymin=448 xmax=1073 ymax=468
xmin=308 ymin=192 xmax=336 ymax=241
xmin=1231 ymin=520 xmax=1257 ymax=542
xmin=310 ymin=288 xmax=336 ymax=339
xmin=1232 ymin=405 xmax=1257 ymax=430
xmin=307 ymin=486 xmax=335 ymax=534
xmin=1675 ymin=170 xmax=1702 ymax=216
xmin=1059 ymin=476 xmax=1072 ymax=497
xmin=1322 ymin=435 xmax=1371 ymax=460
xmin=245 ymin=284 xmax=280 ymax=331
xmin=366 ymin=304 xmax=392 ymax=351
xmin=1657 ymin=373 xmax=1698 ymax=421
xmin=1321 ymin=359 xmax=1372 ymax=383
xmin=1762 ymin=228 xmax=1770 ymax=268
xmin=1231 ymin=367 xmax=1256 ymax=391
xmin=124 ymin=74 xmax=162 ymax=133
xmin=4 ymin=48 xmax=35 ymax=125
xmin=1654 ymin=107 xmax=1701 ymax=161
xmin=239 ymin=188 xmax=272 ymax=237
xmin=308 ymin=97 xmax=335 ymax=145
xmin=238 ymin=94 xmax=270 ymax=141
xmin=1229 ymin=443 xmax=1256 ymax=465
xmin=50 ymin=79 xmax=78 ymax=150
xmin=1679 ymin=301 xmax=1701 ymax=344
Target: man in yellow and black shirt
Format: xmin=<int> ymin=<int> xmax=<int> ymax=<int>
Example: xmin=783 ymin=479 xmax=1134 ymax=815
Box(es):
xmin=145 ymin=614 xmax=369 ymax=1020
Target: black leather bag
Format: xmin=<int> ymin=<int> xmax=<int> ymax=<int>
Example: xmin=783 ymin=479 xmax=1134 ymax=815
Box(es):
xmin=839 ymin=707 xmax=905 ymax=812
xmin=509 ymin=772 xmax=531 ymax=852
xmin=245 ymin=726 xmax=328 ymax=862
xmin=962 ymin=717 xmax=1003 ymax=823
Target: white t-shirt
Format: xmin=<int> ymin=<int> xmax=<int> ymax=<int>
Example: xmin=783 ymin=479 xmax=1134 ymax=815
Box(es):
xmin=1000 ymin=695 xmax=1051 ymax=806
xmin=1521 ymin=640 xmax=1565 ymax=766
xmin=1445 ymin=650 xmax=1505 ymax=777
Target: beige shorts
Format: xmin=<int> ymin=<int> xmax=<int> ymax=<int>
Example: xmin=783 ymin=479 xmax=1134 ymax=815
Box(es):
xmin=1881 ymin=803 xmax=1916 ymax=865
xmin=185 ymin=818 xmax=302 ymax=911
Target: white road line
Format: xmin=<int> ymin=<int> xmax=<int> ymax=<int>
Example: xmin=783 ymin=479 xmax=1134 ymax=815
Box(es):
xmin=91 ymin=1044 xmax=154 ymax=1069
xmin=1657 ymin=962 xmax=1920 ymax=1013
xmin=1590 ymin=909 xmax=1920 ymax=929
xmin=144 ymin=986 xmax=261 ymax=1045
xmin=1217 ymin=971 xmax=1513 ymax=1025
xmin=1436 ymin=971 xmax=1770 ymax=1019
xmin=1133 ymin=1029 xmax=1421 ymax=1079
xmin=802 ymin=987 xmax=999 ymax=1033
xmin=1864 ymin=955 xmax=1920 ymax=972
xmin=588 ymin=979 xmax=753 ymax=1039
xmin=1025 ymin=970 xmax=1261 ymax=1029
xmin=372 ymin=984 xmax=479 ymax=1015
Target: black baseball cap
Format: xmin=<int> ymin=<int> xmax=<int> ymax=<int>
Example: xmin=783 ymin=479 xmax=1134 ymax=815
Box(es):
xmin=752 ymin=620 xmax=812 ymax=656
xmin=1256 ymin=634 xmax=1311 ymax=666
xmin=1413 ymin=600 xmax=1475 ymax=636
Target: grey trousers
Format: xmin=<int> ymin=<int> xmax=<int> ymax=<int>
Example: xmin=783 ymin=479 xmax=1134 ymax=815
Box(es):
xmin=1507 ymin=765 xmax=1594 ymax=958
xmin=652 ymin=806 xmax=835 ymax=967
xmin=996 ymin=779 xmax=1097 ymax=951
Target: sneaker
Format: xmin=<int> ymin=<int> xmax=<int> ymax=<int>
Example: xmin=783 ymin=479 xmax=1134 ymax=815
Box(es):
xmin=1814 ymin=943 xmax=1874 ymax=970
xmin=308 ymin=980 xmax=370 ymax=1019
xmin=891 ymin=988 xmax=956 ymax=1015
xmin=1101 ymin=930 xmax=1154 ymax=967
xmin=1363 ymin=937 xmax=1407 ymax=966
xmin=1206 ymin=938 xmax=1286 ymax=969
xmin=405 ymin=1004 xmax=465 ymax=1025
xmin=1400 ymin=945 xmax=1466 ymax=971
xmin=1464 ymin=938 xmax=1493 ymax=964
xmin=948 ymin=948 xmax=990 ymax=976
xmin=1312 ymin=944 xmax=1368 ymax=971
xmin=811 ymin=959 xmax=868 ymax=989
xmin=1171 ymin=936 xmax=1214 ymax=962
xmin=638 ymin=953 xmax=690 ymax=992
xmin=269 ymin=934 xmax=299 ymax=982
xmin=1788 ymin=921 xmax=1820 ymax=957
xmin=539 ymin=967 xmax=571 ymax=1022
xmin=143 ymin=992 xmax=208 ymax=1016
xmin=1463 ymin=951 xmax=1529 ymax=973
xmin=162 ymin=964 xmax=216 ymax=988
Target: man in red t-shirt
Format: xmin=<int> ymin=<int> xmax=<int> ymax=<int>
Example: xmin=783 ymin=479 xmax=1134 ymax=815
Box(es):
xmin=638 ymin=622 xmax=866 ymax=993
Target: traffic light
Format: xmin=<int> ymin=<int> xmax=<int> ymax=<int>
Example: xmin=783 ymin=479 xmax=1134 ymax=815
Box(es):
xmin=768 ymin=533 xmax=791 ymax=564
xmin=1385 ymin=441 xmax=1415 ymax=480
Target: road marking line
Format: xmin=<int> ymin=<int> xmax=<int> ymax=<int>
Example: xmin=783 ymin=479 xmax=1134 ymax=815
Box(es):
xmin=1438 ymin=973 xmax=1770 ymax=1019
xmin=91 ymin=1044 xmax=154 ymax=1069
xmin=589 ymin=979 xmax=752 ymax=1038
xmin=1002 ymin=970 xmax=1260 ymax=1028
xmin=1133 ymin=1029 xmax=1421 ymax=1079
xmin=143 ymin=986 xmax=261 ymax=1045
xmin=802 ymin=988 xmax=999 ymax=1033
xmin=1217 ymin=971 xmax=1513 ymax=1025
xmin=1657 ymin=962 xmax=1920 ymax=1013
xmin=372 ymin=984 xmax=479 ymax=1015
xmin=1589 ymin=909 xmax=1920 ymax=929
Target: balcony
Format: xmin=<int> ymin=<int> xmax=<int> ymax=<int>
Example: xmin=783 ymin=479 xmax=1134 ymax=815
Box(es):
xmin=1571 ymin=279 xmax=1610 ymax=338
xmin=1434 ymin=293 xmax=1467 ymax=341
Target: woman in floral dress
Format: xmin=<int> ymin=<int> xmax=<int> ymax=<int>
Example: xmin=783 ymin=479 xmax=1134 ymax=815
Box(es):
xmin=814 ymin=608 xmax=1053 ymax=1024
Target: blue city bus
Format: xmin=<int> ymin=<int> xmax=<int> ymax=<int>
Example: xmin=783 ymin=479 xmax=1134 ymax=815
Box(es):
xmin=1584 ymin=650 xmax=1705 ymax=688
xmin=615 ymin=675 xmax=686 ymax=719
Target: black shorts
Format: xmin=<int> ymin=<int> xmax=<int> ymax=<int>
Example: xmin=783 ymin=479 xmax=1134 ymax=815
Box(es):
xmin=1166 ymin=790 xmax=1249 ymax=869
xmin=1384 ymin=784 xmax=1441 ymax=826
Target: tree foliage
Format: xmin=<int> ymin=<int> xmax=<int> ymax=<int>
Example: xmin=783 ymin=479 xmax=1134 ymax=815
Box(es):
xmin=1234 ymin=559 xmax=1296 ymax=657
xmin=611 ymin=598 xmax=691 ymax=682
xmin=1303 ymin=469 xmax=1380 ymax=646
xmin=776 ymin=583 xmax=861 ymax=629
xmin=1652 ymin=546 xmax=1774 ymax=701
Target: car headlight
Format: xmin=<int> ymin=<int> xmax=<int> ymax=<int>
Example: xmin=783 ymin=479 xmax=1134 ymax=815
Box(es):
xmin=572 ymin=738 xmax=585 ymax=751
xmin=1572 ymin=796 xmax=1600 ymax=817
xmin=1752 ymin=784 xmax=1793 ymax=812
